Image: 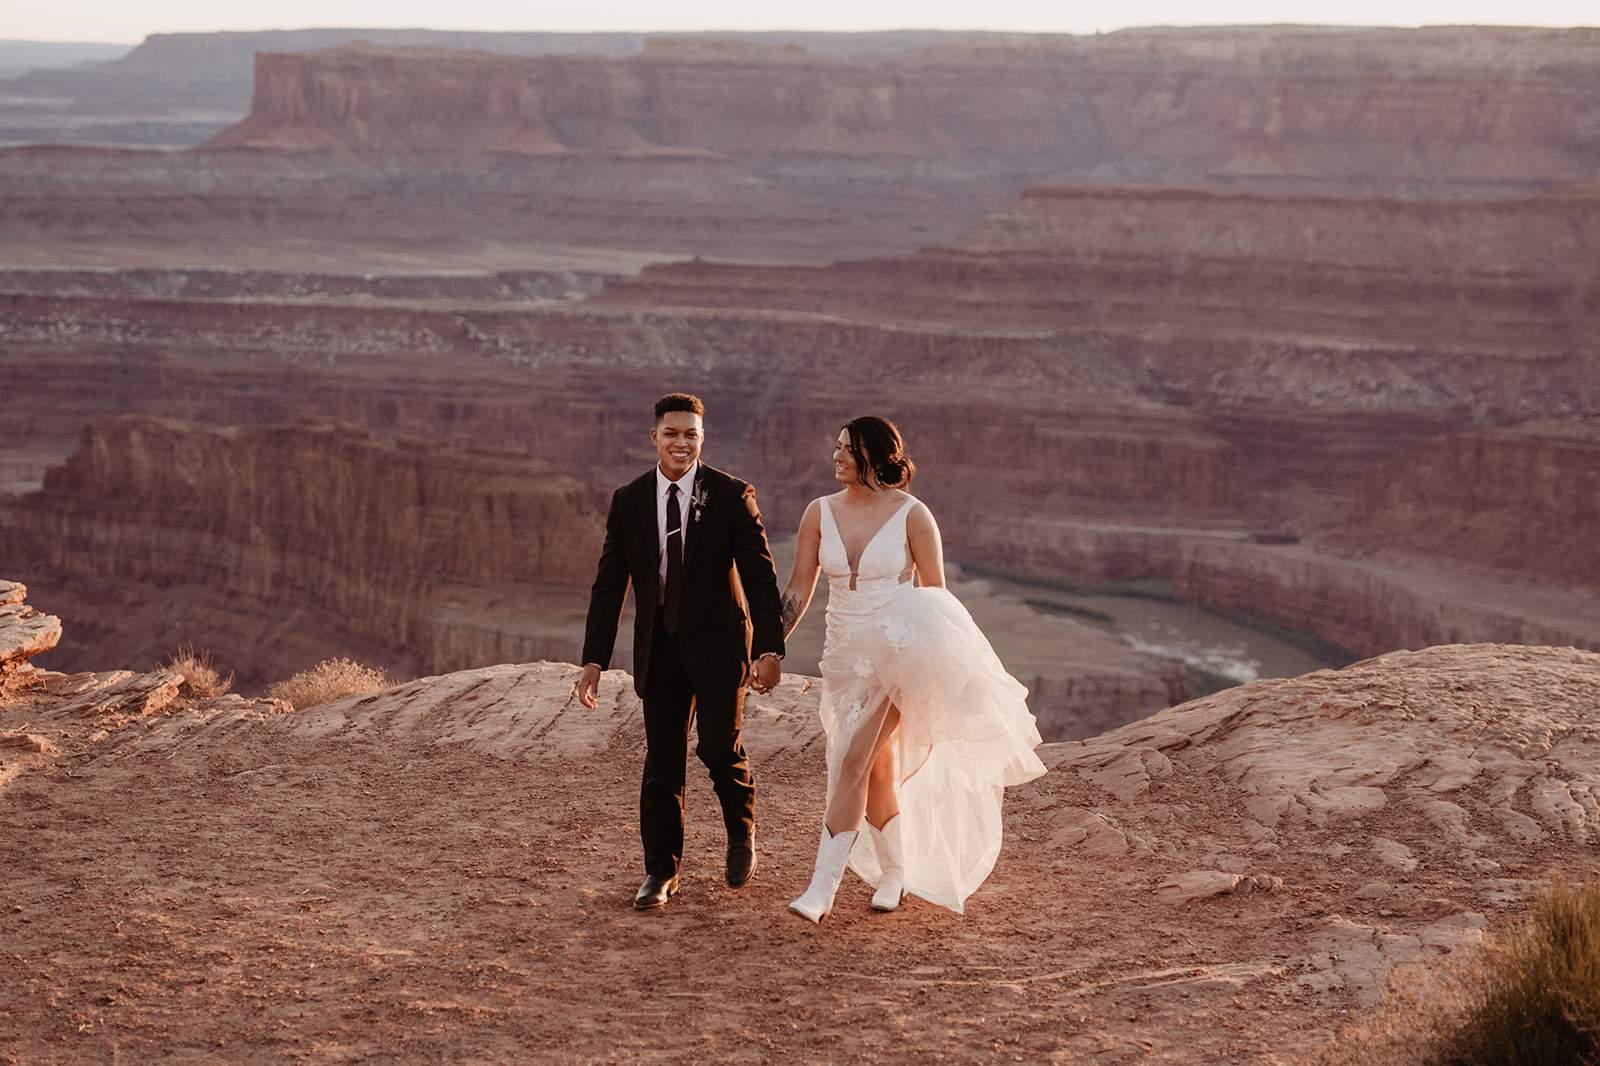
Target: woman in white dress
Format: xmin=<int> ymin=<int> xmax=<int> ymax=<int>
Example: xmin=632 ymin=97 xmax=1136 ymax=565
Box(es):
xmin=783 ymin=416 xmax=1046 ymax=921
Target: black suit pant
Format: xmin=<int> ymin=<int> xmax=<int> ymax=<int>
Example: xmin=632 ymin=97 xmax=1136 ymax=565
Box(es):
xmin=640 ymin=611 xmax=757 ymax=877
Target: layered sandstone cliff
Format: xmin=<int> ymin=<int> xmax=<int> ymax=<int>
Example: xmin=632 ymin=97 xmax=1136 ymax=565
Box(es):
xmin=598 ymin=183 xmax=1600 ymax=368
xmin=592 ymin=181 xmax=1600 ymax=524
xmin=7 ymin=27 xmax=1600 ymax=685
xmin=8 ymin=26 xmax=1600 ymax=267
xmin=1340 ymin=416 xmax=1600 ymax=594
xmin=0 ymin=289 xmax=1250 ymax=536
xmin=0 ymin=580 xmax=60 ymax=676
xmin=7 ymin=187 xmax=1598 ymax=674
xmin=1 ymin=418 xmax=1195 ymax=736
xmin=0 ymin=417 xmax=604 ymax=684
xmin=1172 ymin=539 xmax=1600 ymax=659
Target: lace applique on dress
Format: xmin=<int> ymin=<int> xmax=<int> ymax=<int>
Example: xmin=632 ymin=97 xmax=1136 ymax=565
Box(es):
xmin=837 ymin=693 xmax=866 ymax=735
xmin=877 ymin=615 xmax=915 ymax=649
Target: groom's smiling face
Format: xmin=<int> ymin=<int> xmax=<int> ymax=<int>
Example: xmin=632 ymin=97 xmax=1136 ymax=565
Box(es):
xmin=652 ymin=410 xmax=703 ymax=481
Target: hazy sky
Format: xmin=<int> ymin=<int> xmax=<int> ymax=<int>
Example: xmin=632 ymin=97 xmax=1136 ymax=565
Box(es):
xmin=9 ymin=0 xmax=1596 ymax=45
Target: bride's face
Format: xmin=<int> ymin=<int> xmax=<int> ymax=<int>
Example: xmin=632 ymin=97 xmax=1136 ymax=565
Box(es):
xmin=833 ymin=428 xmax=868 ymax=487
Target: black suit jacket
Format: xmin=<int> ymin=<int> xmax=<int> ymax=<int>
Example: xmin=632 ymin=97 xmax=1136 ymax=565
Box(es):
xmin=581 ymin=463 xmax=785 ymax=697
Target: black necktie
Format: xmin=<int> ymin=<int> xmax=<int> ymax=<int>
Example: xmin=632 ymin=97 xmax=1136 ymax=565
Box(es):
xmin=663 ymin=483 xmax=684 ymax=635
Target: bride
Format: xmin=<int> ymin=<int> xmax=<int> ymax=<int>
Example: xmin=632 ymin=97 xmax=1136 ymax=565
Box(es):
xmin=781 ymin=416 xmax=1046 ymax=921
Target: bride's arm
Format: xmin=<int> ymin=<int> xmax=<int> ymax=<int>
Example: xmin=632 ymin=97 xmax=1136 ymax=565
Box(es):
xmin=780 ymin=500 xmax=824 ymax=638
xmin=906 ymin=501 xmax=946 ymax=588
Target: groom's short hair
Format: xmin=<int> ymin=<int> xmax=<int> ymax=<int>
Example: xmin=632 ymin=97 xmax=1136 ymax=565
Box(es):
xmin=654 ymin=393 xmax=705 ymax=423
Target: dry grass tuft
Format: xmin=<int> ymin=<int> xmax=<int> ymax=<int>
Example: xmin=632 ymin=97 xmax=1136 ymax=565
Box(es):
xmin=1445 ymin=875 xmax=1600 ymax=1065
xmin=162 ymin=645 xmax=233 ymax=699
xmin=1306 ymin=951 xmax=1481 ymax=1066
xmin=1309 ymin=875 xmax=1600 ymax=1066
xmin=267 ymin=658 xmax=392 ymax=711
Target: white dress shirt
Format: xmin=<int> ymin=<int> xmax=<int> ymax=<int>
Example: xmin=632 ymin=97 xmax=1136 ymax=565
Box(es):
xmin=655 ymin=461 xmax=697 ymax=590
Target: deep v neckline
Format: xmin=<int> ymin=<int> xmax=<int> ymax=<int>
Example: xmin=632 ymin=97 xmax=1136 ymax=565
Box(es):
xmin=828 ymin=495 xmax=916 ymax=578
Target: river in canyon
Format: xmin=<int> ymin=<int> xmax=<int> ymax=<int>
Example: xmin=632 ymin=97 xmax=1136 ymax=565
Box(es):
xmin=983 ymin=573 xmax=1341 ymax=689
xmin=769 ymin=537 xmax=1338 ymax=703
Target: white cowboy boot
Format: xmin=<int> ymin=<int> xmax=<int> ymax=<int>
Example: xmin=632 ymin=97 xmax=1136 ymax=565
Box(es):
xmin=788 ymin=825 xmax=858 ymax=923
xmin=868 ymin=814 xmax=905 ymax=912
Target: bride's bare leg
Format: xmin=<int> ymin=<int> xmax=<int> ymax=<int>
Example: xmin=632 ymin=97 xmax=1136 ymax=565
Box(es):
xmin=823 ymin=701 xmax=898 ymax=837
xmin=803 ymin=703 xmax=904 ymax=919
xmin=865 ymin=706 xmax=901 ymax=830
xmin=863 ymin=706 xmax=906 ymax=910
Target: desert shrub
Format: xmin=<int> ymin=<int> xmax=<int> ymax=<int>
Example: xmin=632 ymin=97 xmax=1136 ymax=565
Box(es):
xmin=162 ymin=645 xmax=233 ymax=699
xmin=1444 ymin=875 xmax=1600 ymax=1065
xmin=266 ymin=658 xmax=391 ymax=710
xmin=1308 ymin=876 xmax=1600 ymax=1066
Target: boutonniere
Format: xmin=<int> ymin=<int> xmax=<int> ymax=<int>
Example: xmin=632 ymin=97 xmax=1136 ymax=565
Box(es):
xmin=690 ymin=483 xmax=709 ymax=523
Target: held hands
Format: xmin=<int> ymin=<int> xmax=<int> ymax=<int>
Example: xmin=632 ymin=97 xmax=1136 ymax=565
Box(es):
xmin=583 ymin=657 xmax=778 ymax=701
xmin=577 ymin=663 xmax=603 ymax=709
xmin=749 ymin=652 xmax=782 ymax=695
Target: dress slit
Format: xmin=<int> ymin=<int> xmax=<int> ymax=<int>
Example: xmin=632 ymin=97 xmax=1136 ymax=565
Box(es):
xmin=812 ymin=495 xmax=1046 ymax=913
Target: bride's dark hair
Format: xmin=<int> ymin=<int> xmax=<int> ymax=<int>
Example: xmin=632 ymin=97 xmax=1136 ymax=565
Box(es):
xmin=843 ymin=415 xmax=915 ymax=489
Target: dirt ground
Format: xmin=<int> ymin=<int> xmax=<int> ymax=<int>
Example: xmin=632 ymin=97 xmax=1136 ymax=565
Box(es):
xmin=2 ymin=653 xmax=1573 ymax=1065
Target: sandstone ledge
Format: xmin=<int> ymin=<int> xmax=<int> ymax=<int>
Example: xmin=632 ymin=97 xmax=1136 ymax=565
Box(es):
xmin=0 ymin=582 xmax=61 ymax=675
xmin=4 ymin=640 xmax=1596 ymax=1062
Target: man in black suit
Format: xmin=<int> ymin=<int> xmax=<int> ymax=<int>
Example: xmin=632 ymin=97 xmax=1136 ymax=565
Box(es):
xmin=577 ymin=393 xmax=785 ymax=909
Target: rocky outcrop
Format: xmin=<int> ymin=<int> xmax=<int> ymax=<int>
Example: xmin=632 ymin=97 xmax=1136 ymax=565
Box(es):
xmin=1341 ymin=416 xmax=1600 ymax=595
xmin=8 ymin=639 xmax=1596 ymax=1035
xmin=1049 ymin=642 xmax=1600 ymax=1002
xmin=0 ymin=417 xmax=604 ymax=683
xmin=0 ymin=581 xmax=61 ymax=676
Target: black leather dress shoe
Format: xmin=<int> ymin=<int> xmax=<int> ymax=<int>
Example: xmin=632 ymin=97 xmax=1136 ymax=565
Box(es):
xmin=726 ymin=834 xmax=756 ymax=889
xmin=634 ymin=874 xmax=680 ymax=910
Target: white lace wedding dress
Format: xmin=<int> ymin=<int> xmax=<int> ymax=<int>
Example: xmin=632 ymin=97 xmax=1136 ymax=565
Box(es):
xmin=816 ymin=495 xmax=1046 ymax=913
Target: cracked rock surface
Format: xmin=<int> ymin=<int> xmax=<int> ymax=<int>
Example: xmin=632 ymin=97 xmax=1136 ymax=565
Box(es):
xmin=3 ymin=639 xmax=1598 ymax=1061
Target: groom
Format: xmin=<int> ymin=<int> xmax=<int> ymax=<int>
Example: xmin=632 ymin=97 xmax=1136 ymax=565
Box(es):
xmin=577 ymin=393 xmax=785 ymax=910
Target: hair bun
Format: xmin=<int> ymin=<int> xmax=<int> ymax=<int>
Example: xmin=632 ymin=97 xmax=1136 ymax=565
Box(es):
xmin=843 ymin=415 xmax=915 ymax=490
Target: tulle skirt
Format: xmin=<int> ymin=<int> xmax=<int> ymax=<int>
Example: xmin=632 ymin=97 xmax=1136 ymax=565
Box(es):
xmin=819 ymin=583 xmax=1046 ymax=913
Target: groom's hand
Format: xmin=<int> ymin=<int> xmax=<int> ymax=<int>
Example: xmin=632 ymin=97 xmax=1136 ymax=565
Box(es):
xmin=577 ymin=663 xmax=603 ymax=709
xmin=750 ymin=653 xmax=781 ymax=695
